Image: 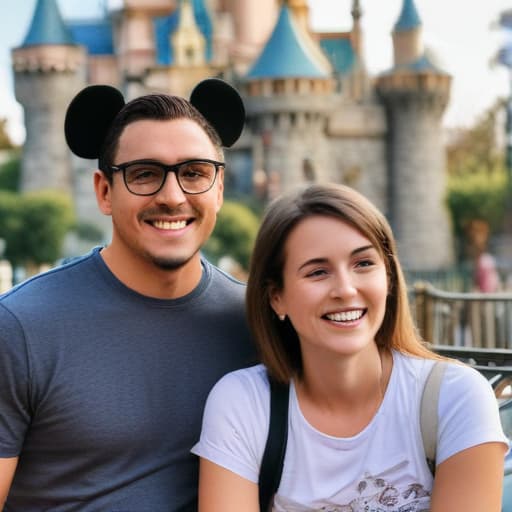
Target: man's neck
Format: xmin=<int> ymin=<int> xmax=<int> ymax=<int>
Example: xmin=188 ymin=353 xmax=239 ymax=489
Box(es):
xmin=99 ymin=245 xmax=203 ymax=299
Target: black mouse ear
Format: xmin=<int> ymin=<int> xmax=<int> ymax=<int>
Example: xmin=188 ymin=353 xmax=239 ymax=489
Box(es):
xmin=64 ymin=85 xmax=125 ymax=159
xmin=190 ymin=78 xmax=245 ymax=148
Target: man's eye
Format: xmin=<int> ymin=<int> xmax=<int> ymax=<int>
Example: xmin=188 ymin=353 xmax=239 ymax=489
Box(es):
xmin=182 ymin=169 xmax=203 ymax=179
xmin=180 ymin=163 xmax=213 ymax=180
xmin=128 ymin=167 xmax=160 ymax=182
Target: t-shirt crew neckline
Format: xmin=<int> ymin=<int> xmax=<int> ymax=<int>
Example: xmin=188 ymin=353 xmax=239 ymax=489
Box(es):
xmin=289 ymin=351 xmax=397 ymax=448
xmin=91 ymin=246 xmax=211 ymax=307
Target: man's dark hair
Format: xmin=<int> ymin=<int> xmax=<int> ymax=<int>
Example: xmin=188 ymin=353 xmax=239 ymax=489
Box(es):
xmin=98 ymin=94 xmax=223 ymax=182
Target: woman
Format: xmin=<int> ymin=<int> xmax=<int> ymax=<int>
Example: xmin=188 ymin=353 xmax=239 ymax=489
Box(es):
xmin=192 ymin=183 xmax=508 ymax=511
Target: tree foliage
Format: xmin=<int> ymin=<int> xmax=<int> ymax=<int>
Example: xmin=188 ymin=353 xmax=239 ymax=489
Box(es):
xmin=447 ymin=170 xmax=507 ymax=239
xmin=0 ymin=152 xmax=21 ymax=191
xmin=204 ymin=199 xmax=260 ymax=270
xmin=445 ymin=100 xmax=508 ymax=258
xmin=0 ymin=190 xmax=75 ymax=267
xmin=446 ymin=99 xmax=505 ymax=177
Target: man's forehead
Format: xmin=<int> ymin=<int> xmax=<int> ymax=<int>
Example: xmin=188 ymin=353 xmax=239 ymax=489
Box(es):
xmin=115 ymin=118 xmax=220 ymax=162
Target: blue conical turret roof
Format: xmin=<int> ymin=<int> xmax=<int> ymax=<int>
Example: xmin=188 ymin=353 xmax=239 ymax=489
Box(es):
xmin=246 ymin=5 xmax=327 ymax=79
xmin=394 ymin=0 xmax=422 ymax=32
xmin=22 ymin=0 xmax=75 ymax=47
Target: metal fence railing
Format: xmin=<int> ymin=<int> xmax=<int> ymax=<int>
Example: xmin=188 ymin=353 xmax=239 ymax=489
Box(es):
xmin=412 ymin=282 xmax=512 ymax=349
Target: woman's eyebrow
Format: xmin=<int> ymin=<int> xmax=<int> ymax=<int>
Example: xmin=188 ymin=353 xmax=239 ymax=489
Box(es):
xmin=297 ymin=245 xmax=375 ymax=272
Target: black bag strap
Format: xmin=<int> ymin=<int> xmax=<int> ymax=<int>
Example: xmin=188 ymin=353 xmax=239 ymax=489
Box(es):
xmin=258 ymin=360 xmax=445 ymax=511
xmin=258 ymin=375 xmax=290 ymax=512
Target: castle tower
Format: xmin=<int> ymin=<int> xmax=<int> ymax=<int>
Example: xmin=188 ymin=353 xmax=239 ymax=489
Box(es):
xmin=244 ymin=4 xmax=334 ymax=197
xmin=350 ymin=0 xmax=363 ymax=59
xmin=348 ymin=0 xmax=369 ymax=101
xmin=116 ymin=0 xmax=173 ymax=82
xmin=144 ymin=0 xmax=214 ymax=98
xmin=228 ymin=0 xmax=278 ymax=74
xmin=11 ymin=0 xmax=86 ymax=193
xmin=376 ymin=0 xmax=453 ymax=270
xmin=288 ymin=0 xmax=331 ymax=74
xmin=171 ymin=0 xmax=206 ymax=66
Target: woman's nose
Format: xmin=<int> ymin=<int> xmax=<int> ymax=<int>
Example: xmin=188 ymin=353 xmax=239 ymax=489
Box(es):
xmin=329 ymin=271 xmax=357 ymax=298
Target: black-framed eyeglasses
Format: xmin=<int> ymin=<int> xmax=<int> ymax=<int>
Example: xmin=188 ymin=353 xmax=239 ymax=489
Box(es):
xmin=108 ymin=159 xmax=225 ymax=196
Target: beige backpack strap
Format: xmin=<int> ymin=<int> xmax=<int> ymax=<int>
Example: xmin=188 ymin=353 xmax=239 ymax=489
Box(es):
xmin=420 ymin=361 xmax=446 ymax=476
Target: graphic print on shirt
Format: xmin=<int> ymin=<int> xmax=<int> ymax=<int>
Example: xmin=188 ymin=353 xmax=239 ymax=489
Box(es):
xmin=273 ymin=472 xmax=431 ymax=512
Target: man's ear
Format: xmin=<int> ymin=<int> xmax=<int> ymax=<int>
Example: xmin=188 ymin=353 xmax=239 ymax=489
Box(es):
xmin=94 ymin=170 xmax=112 ymax=216
xmin=215 ymin=167 xmax=224 ymax=213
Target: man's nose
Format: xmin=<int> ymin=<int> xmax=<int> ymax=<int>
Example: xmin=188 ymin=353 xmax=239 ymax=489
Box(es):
xmin=154 ymin=171 xmax=186 ymax=206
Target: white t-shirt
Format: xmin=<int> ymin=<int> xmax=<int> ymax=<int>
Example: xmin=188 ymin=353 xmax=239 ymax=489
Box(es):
xmin=192 ymin=351 xmax=508 ymax=511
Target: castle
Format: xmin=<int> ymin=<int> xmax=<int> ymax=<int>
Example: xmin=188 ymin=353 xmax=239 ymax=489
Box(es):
xmin=11 ymin=0 xmax=454 ymax=271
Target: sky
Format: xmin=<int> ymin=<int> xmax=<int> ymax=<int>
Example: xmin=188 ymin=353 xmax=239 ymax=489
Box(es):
xmin=1 ymin=0 xmax=512 ymax=145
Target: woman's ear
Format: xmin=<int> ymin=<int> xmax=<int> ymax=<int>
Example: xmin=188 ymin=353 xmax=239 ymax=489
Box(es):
xmin=269 ymin=285 xmax=284 ymax=318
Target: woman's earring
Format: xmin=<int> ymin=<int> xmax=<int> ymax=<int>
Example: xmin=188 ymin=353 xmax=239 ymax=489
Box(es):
xmin=279 ymin=314 xmax=286 ymax=321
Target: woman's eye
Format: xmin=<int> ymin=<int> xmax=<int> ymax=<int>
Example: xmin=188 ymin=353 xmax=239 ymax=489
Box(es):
xmin=356 ymin=258 xmax=375 ymax=268
xmin=306 ymin=269 xmax=327 ymax=278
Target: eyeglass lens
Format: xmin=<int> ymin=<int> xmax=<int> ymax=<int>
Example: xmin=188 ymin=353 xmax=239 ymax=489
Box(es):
xmin=124 ymin=161 xmax=217 ymax=195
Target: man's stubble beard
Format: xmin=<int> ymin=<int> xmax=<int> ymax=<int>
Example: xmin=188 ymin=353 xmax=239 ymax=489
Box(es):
xmin=148 ymin=250 xmax=198 ymax=271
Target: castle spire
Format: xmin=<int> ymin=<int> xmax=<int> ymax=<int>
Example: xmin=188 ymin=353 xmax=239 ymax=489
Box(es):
xmin=21 ymin=0 xmax=75 ymax=47
xmin=247 ymin=4 xmax=327 ymax=79
xmin=392 ymin=0 xmax=423 ymax=67
xmin=286 ymin=0 xmax=310 ymax=31
xmin=351 ymin=0 xmax=362 ymax=22
xmin=350 ymin=0 xmax=363 ymax=60
xmin=171 ymin=0 xmax=206 ymax=66
xmin=394 ymin=0 xmax=422 ymax=32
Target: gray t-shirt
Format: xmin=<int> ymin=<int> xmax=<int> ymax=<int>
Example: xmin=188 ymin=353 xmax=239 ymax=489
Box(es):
xmin=0 ymin=247 xmax=255 ymax=511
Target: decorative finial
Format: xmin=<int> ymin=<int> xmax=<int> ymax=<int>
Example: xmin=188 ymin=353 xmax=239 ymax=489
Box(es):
xmin=352 ymin=0 xmax=362 ymax=21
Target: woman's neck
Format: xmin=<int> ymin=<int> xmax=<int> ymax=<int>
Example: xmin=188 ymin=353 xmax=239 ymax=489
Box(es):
xmin=294 ymin=345 xmax=393 ymax=437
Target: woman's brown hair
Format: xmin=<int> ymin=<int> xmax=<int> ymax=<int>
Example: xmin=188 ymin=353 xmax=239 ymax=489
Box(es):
xmin=246 ymin=183 xmax=437 ymax=383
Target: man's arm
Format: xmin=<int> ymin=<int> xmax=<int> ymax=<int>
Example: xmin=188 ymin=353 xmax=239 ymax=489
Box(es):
xmin=0 ymin=457 xmax=18 ymax=507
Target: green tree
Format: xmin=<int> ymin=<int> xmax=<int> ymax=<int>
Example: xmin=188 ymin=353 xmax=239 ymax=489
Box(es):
xmin=0 ymin=190 xmax=75 ymax=268
xmin=446 ymin=99 xmax=505 ymax=177
xmin=445 ymin=100 xmax=508 ymax=259
xmin=447 ymin=170 xmax=507 ymax=240
xmin=204 ymin=200 xmax=260 ymax=270
xmin=0 ymin=152 xmax=21 ymax=191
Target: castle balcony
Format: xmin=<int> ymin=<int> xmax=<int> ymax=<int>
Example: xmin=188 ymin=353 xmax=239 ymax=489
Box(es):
xmin=244 ymin=77 xmax=335 ymax=117
xmin=12 ymin=45 xmax=86 ymax=73
xmin=246 ymin=76 xmax=334 ymax=97
xmin=376 ymin=70 xmax=451 ymax=110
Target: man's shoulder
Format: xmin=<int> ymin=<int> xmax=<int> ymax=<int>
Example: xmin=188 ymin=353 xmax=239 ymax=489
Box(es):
xmin=0 ymin=249 xmax=98 ymax=310
xmin=202 ymin=258 xmax=247 ymax=297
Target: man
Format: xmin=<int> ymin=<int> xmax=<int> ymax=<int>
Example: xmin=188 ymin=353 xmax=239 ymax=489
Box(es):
xmin=0 ymin=80 xmax=255 ymax=511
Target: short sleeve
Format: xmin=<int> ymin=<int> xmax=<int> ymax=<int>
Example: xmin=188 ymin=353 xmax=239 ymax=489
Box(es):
xmin=0 ymin=304 xmax=31 ymax=457
xmin=437 ymin=362 xmax=509 ymax=464
xmin=191 ymin=365 xmax=270 ymax=483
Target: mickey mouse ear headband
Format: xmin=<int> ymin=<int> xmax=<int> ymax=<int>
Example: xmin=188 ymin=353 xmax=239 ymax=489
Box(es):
xmin=64 ymin=78 xmax=246 ymax=159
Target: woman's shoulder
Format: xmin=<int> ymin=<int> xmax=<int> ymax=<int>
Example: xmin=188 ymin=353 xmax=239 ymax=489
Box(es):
xmin=207 ymin=364 xmax=271 ymax=405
